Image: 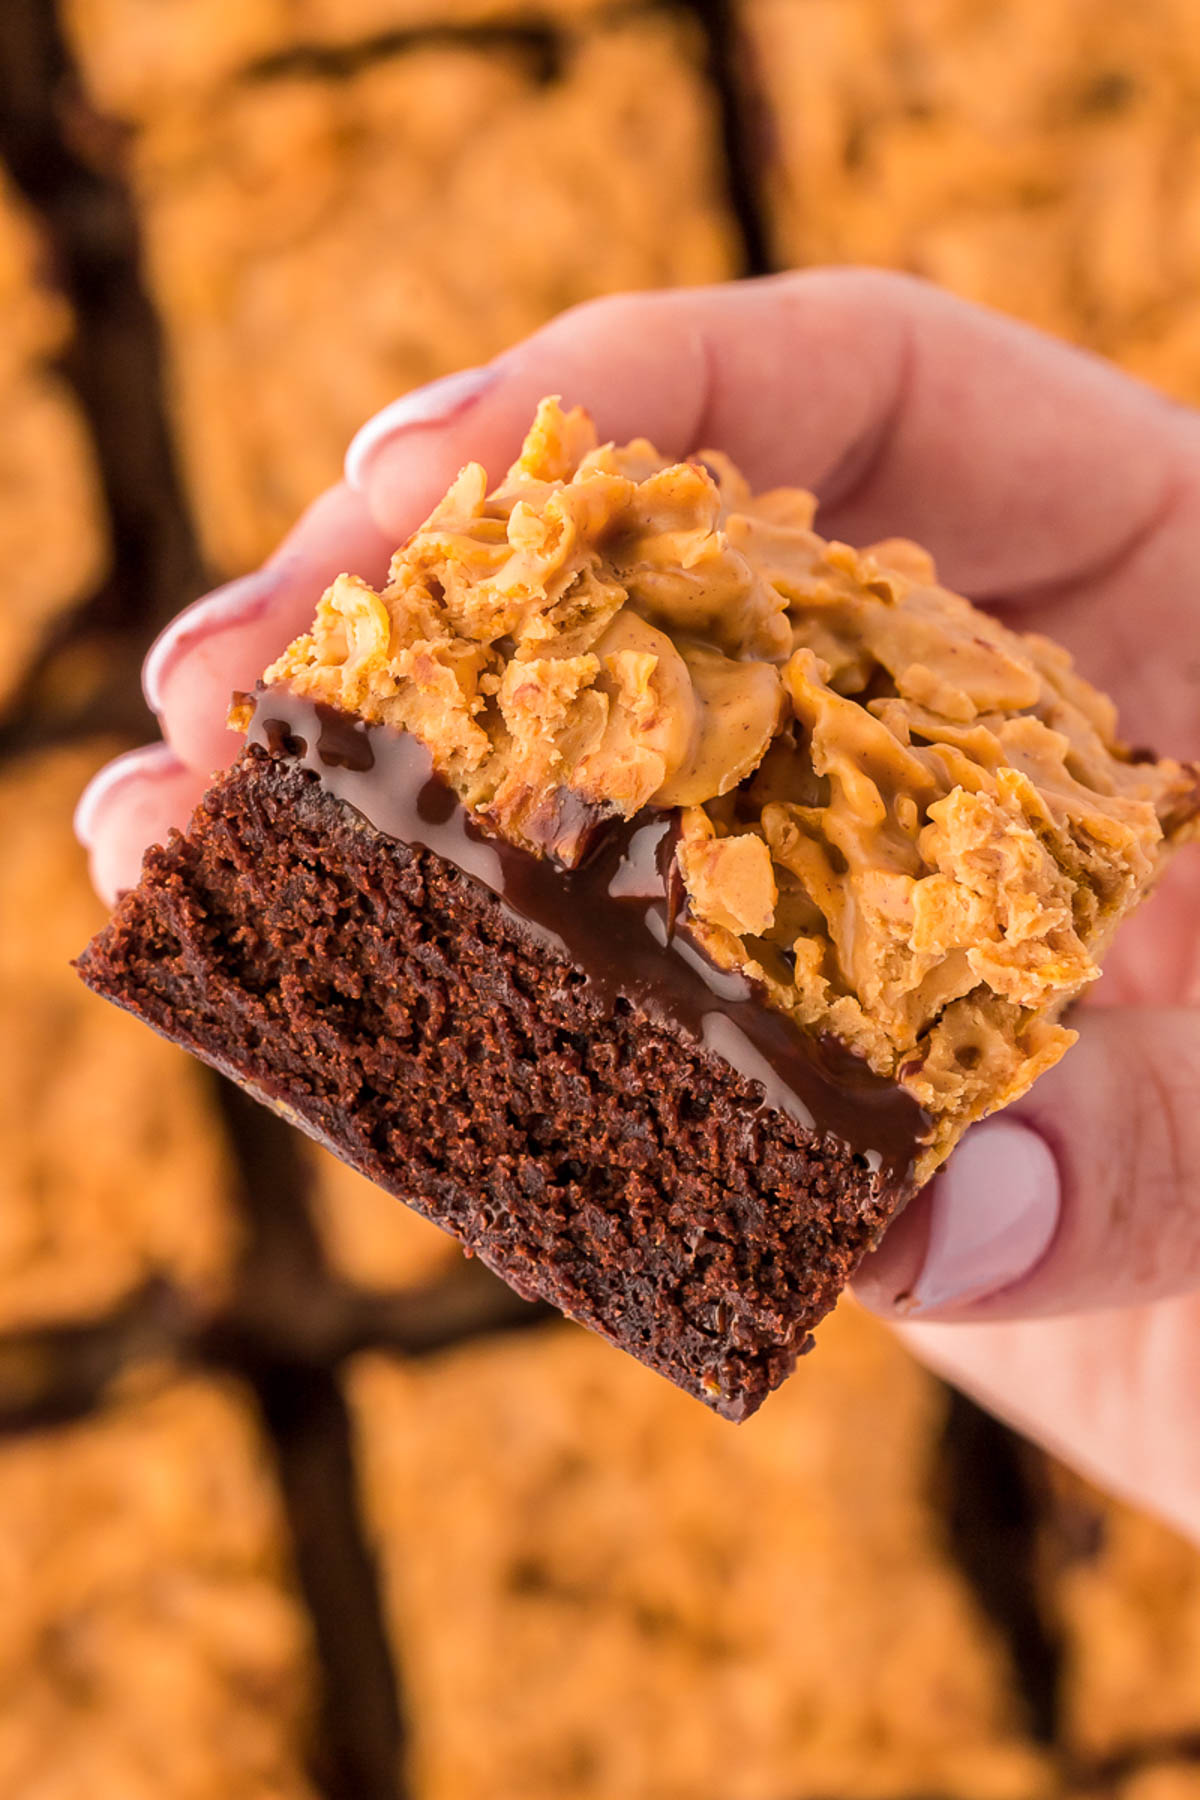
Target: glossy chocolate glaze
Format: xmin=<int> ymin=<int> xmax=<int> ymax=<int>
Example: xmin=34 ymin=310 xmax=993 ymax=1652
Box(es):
xmin=246 ymin=689 xmax=930 ymax=1193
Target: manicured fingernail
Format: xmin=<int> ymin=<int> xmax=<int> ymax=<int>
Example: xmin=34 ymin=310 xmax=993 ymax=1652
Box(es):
xmin=74 ymin=743 xmax=188 ymax=849
xmin=142 ymin=566 xmax=288 ymax=715
xmin=904 ymin=1119 xmax=1060 ymax=1313
xmin=344 ymin=365 xmax=500 ymax=491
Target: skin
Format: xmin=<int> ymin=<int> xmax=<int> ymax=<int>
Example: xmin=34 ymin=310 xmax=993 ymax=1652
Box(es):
xmin=78 ymin=272 xmax=1200 ymax=1536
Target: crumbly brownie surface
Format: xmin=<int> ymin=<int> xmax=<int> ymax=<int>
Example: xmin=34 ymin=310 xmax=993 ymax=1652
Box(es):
xmin=119 ymin=22 xmax=736 ymax=571
xmin=79 ymin=747 xmax=901 ymax=1417
xmin=348 ymin=1311 xmax=1051 ymax=1800
xmin=0 ymin=1376 xmax=319 ymax=1799
xmin=3 ymin=744 xmax=235 ymax=1336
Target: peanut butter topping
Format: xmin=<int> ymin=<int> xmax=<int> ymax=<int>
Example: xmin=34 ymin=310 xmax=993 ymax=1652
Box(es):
xmin=256 ymin=398 xmax=1198 ymax=1169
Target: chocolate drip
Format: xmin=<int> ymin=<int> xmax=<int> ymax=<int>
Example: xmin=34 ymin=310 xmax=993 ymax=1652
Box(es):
xmin=248 ymin=692 xmax=930 ymax=1193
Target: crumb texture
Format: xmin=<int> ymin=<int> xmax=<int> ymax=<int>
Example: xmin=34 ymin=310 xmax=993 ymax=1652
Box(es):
xmin=268 ymin=398 xmax=1198 ymax=1165
xmin=78 ymin=750 xmax=900 ymax=1419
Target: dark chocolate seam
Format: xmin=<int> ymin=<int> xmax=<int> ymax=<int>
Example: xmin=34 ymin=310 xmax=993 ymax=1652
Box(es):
xmin=247 ymin=688 xmax=931 ymax=1195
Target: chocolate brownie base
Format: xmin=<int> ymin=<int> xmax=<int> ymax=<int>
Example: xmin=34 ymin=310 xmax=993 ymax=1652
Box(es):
xmin=77 ymin=744 xmax=914 ymax=1419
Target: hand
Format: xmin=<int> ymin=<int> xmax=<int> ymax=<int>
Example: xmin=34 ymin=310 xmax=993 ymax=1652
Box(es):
xmin=75 ymin=271 xmax=1200 ymax=1537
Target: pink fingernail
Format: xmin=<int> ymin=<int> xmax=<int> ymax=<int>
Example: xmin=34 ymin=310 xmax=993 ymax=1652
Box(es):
xmin=142 ymin=566 xmax=288 ymax=715
xmin=74 ymin=743 xmax=188 ymax=849
xmin=905 ymin=1119 xmax=1061 ymax=1313
xmin=344 ymin=365 xmax=500 ymax=491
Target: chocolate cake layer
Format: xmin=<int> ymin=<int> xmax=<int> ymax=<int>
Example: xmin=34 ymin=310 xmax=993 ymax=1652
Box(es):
xmin=77 ymin=713 xmax=928 ymax=1419
xmin=246 ymin=689 xmax=928 ymax=1191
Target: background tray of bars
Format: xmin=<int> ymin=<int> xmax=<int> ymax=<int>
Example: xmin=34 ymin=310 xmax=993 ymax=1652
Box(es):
xmin=3 ymin=3 xmax=1200 ymax=1797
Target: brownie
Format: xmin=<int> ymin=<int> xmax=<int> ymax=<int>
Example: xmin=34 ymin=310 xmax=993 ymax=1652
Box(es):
xmin=347 ymin=1310 xmax=1051 ymax=1800
xmin=78 ymin=401 xmax=1198 ymax=1416
xmin=0 ymin=1375 xmax=318 ymax=1798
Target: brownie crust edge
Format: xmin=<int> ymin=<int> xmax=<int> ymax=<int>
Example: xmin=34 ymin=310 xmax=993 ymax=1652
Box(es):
xmin=77 ymin=746 xmax=907 ymax=1419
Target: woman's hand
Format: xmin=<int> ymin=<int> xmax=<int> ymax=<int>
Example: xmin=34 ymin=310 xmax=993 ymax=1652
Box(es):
xmin=75 ymin=271 xmax=1200 ymax=1537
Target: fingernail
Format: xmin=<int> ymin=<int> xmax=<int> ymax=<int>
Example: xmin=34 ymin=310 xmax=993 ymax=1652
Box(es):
xmin=344 ymin=365 xmax=499 ymax=491
xmin=74 ymin=743 xmax=187 ymax=849
xmin=905 ymin=1119 xmax=1060 ymax=1313
xmin=143 ymin=567 xmax=288 ymax=715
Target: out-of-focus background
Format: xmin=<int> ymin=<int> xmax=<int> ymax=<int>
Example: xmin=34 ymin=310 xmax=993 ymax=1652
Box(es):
xmin=2 ymin=2 xmax=1200 ymax=1795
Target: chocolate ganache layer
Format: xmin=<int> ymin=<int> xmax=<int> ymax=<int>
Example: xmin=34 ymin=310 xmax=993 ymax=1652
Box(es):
xmin=245 ymin=684 xmax=932 ymax=1197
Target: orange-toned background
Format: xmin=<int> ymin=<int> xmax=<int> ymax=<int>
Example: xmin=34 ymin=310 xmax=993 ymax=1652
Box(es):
xmin=3 ymin=3 xmax=1200 ymax=1796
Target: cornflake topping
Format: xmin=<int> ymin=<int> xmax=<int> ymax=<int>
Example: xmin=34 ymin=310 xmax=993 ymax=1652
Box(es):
xmin=259 ymin=399 xmax=1198 ymax=1166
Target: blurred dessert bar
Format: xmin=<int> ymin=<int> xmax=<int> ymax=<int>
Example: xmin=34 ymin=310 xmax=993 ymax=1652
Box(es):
xmin=738 ymin=0 xmax=1200 ymax=402
xmin=1037 ymin=1463 xmax=1200 ymax=1764
xmin=77 ymin=400 xmax=1197 ymax=1414
xmin=63 ymin=0 xmax=614 ymax=123
xmin=0 ymin=171 xmax=108 ymax=716
xmin=348 ymin=1307 xmax=1051 ymax=1800
xmin=100 ymin=18 xmax=738 ymax=572
xmin=0 ymin=1373 xmax=319 ymax=1798
xmin=0 ymin=744 xmax=236 ymax=1342
xmin=1108 ymin=1770 xmax=1200 ymax=1800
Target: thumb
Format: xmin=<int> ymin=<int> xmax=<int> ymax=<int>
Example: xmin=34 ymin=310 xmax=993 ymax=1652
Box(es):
xmin=854 ymin=1008 xmax=1200 ymax=1320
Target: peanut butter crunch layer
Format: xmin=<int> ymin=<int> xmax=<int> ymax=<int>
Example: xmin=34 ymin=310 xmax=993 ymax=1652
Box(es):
xmin=255 ymin=399 xmax=1198 ymax=1171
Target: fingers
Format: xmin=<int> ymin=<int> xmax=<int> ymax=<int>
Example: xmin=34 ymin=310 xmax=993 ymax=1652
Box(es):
xmin=84 ymin=271 xmax=1200 ymax=903
xmin=74 ymin=745 xmax=207 ymax=906
xmin=146 ymin=481 xmax=395 ymax=774
xmin=856 ymin=1006 xmax=1200 ymax=1322
xmin=350 ymin=269 xmax=1196 ymax=609
xmin=144 ymin=271 xmax=1200 ymax=781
